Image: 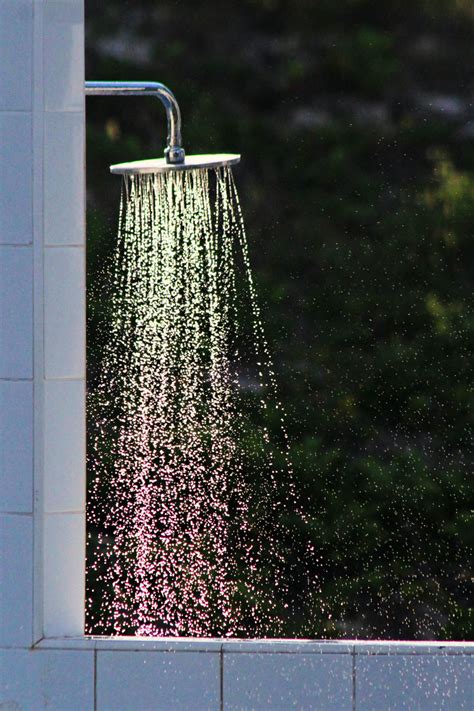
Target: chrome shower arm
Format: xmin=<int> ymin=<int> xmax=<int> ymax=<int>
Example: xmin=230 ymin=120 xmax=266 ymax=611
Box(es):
xmin=85 ymin=81 xmax=185 ymax=164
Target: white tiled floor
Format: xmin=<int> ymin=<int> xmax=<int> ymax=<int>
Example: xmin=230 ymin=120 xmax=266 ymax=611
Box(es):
xmin=44 ymin=379 xmax=85 ymax=513
xmin=44 ymin=246 xmax=85 ymax=378
xmin=223 ymin=652 xmax=353 ymax=711
xmin=0 ymin=112 xmax=33 ymax=244
xmin=0 ymin=246 xmax=33 ymax=378
xmin=44 ymin=112 xmax=85 ymax=245
xmin=0 ymin=649 xmax=94 ymax=710
xmin=356 ymin=654 xmax=473 ymax=710
xmin=0 ymin=514 xmax=33 ymax=646
xmin=97 ymin=651 xmax=221 ymax=711
xmin=0 ymin=381 xmax=33 ymax=513
xmin=0 ymin=0 xmax=32 ymax=110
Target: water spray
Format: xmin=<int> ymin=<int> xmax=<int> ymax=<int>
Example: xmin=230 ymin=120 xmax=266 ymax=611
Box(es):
xmin=86 ymin=80 xmax=307 ymax=637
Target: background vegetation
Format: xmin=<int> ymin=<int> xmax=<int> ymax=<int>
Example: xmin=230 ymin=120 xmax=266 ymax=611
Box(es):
xmin=86 ymin=0 xmax=473 ymax=639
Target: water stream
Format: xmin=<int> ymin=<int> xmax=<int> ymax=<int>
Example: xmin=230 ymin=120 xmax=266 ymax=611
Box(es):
xmin=86 ymin=167 xmax=310 ymax=637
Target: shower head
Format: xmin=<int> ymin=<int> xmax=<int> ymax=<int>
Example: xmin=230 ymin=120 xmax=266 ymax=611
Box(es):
xmin=85 ymin=80 xmax=241 ymax=175
xmin=110 ymin=154 xmax=241 ymax=175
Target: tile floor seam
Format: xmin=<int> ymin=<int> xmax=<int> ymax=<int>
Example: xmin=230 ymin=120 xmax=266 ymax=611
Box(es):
xmin=352 ymin=648 xmax=356 ymax=711
xmin=220 ymin=645 xmax=224 ymax=711
xmin=93 ymin=648 xmax=97 ymax=711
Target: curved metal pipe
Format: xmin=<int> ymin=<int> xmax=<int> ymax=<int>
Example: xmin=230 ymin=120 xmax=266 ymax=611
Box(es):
xmin=85 ymin=81 xmax=185 ymax=164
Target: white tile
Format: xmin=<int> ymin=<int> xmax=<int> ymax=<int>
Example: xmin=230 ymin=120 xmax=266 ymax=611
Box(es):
xmin=224 ymin=653 xmax=353 ymax=711
xmin=0 ymin=514 xmax=33 ymax=646
xmin=0 ymin=1 xmax=33 ymax=110
xmin=93 ymin=637 xmax=223 ymax=652
xmin=0 ymin=113 xmax=33 ymax=244
xmin=44 ymin=512 xmax=85 ymax=636
xmin=222 ymin=640 xmax=353 ymax=654
xmin=44 ymin=379 xmax=85 ymax=512
xmin=356 ymin=654 xmax=473 ymax=710
xmin=44 ymin=0 xmax=84 ymax=112
xmin=0 ymin=648 xmax=94 ymax=710
xmin=38 ymin=636 xmax=224 ymax=652
xmin=97 ymin=651 xmax=220 ymax=711
xmin=44 ymin=247 xmax=85 ymax=379
xmin=0 ymin=381 xmax=33 ymax=512
xmin=44 ymin=112 xmax=85 ymax=245
xmin=354 ymin=641 xmax=474 ymax=656
xmin=0 ymin=246 xmax=33 ymax=378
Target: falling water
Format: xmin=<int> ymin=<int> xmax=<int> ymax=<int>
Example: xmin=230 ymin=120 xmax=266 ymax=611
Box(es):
xmin=86 ymin=166 xmax=310 ymax=637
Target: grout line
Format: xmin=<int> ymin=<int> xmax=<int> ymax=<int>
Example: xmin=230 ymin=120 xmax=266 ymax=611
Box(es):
xmin=0 ymin=377 xmax=34 ymax=382
xmin=44 ymin=244 xmax=85 ymax=248
xmin=43 ymin=376 xmax=86 ymax=382
xmin=44 ymin=108 xmax=85 ymax=114
xmin=0 ymin=644 xmax=45 ymax=651
xmin=0 ymin=242 xmax=33 ymax=247
xmin=93 ymin=649 xmax=98 ymax=711
xmin=352 ymin=648 xmax=356 ymax=711
xmin=220 ymin=645 xmax=224 ymax=711
xmin=31 ymin=0 xmax=39 ymax=649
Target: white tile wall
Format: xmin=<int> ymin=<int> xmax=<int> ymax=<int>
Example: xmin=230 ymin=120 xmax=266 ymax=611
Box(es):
xmin=0 ymin=0 xmax=33 ymax=111
xmin=44 ymin=0 xmax=84 ymax=112
xmin=97 ymin=651 xmax=221 ymax=711
xmin=0 ymin=643 xmax=472 ymax=710
xmin=44 ymin=246 xmax=85 ymax=378
xmin=356 ymin=654 xmax=473 ymax=711
xmin=0 ymin=381 xmax=33 ymax=512
xmin=224 ymin=652 xmax=353 ymax=711
xmin=0 ymin=514 xmax=33 ymax=646
xmin=44 ymin=112 xmax=85 ymax=245
xmin=0 ymin=112 xmax=33 ymax=244
xmin=44 ymin=379 xmax=85 ymax=512
xmin=0 ymin=649 xmax=94 ymax=710
xmin=0 ymin=246 xmax=33 ymax=378
xmin=43 ymin=512 xmax=85 ymax=637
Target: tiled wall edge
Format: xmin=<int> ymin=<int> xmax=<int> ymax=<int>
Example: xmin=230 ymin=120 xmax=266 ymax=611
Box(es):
xmin=1 ymin=644 xmax=471 ymax=711
xmin=34 ymin=638 xmax=474 ymax=654
xmin=27 ymin=0 xmax=86 ymax=643
xmin=32 ymin=0 xmax=45 ymax=646
xmin=43 ymin=246 xmax=86 ymax=379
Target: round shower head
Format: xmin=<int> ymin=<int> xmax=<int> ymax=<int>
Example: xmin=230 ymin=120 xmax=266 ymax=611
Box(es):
xmin=110 ymin=153 xmax=241 ymax=176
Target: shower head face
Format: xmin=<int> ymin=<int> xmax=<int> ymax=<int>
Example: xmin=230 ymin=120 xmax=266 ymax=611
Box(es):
xmin=110 ymin=153 xmax=240 ymax=175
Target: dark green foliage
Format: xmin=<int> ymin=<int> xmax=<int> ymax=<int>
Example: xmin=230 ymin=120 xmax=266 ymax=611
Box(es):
xmin=86 ymin=0 xmax=473 ymax=639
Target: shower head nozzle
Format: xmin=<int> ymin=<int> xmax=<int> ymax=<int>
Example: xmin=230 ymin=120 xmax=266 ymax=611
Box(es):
xmin=110 ymin=154 xmax=241 ymax=176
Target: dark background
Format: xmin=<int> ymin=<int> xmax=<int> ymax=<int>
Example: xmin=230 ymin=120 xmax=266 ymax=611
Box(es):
xmin=85 ymin=0 xmax=473 ymax=640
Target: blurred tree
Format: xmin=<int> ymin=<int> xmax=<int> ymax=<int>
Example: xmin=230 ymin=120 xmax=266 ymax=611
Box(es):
xmin=85 ymin=0 xmax=473 ymax=639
